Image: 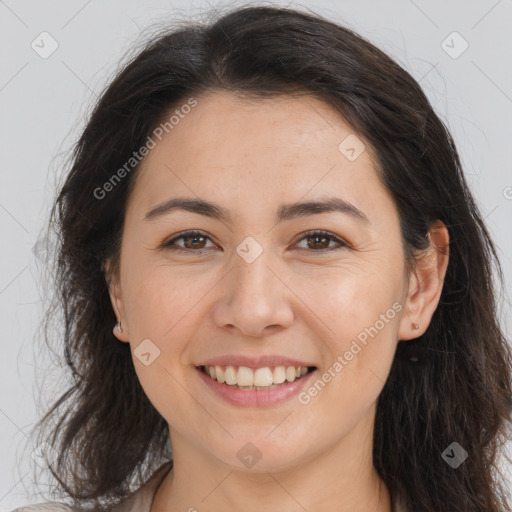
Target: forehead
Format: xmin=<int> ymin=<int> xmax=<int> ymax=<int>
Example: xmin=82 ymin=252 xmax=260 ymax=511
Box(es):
xmin=126 ymin=90 xmax=394 ymax=226
xmin=158 ymin=90 xmax=365 ymax=162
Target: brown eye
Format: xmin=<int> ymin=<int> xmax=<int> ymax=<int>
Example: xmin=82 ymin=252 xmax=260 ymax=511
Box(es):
xmin=295 ymin=230 xmax=347 ymax=251
xmin=162 ymin=230 xmax=215 ymax=253
xmin=161 ymin=229 xmax=347 ymax=254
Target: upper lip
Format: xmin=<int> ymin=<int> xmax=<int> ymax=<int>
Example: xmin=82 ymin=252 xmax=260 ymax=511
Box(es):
xmin=197 ymin=355 xmax=316 ymax=369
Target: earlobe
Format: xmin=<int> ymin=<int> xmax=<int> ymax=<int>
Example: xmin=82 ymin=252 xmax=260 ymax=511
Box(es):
xmin=398 ymin=220 xmax=450 ymax=341
xmin=103 ymin=259 xmax=130 ymax=343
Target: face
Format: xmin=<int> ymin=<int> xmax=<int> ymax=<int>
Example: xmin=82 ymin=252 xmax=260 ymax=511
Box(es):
xmin=108 ymin=90 xmax=417 ymax=473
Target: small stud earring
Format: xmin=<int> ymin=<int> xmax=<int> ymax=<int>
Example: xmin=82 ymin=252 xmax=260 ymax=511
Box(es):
xmin=411 ymin=322 xmax=419 ymax=330
xmin=115 ymin=321 xmax=123 ymax=333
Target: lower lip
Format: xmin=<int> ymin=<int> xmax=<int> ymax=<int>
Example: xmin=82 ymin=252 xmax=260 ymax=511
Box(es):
xmin=196 ymin=367 xmax=317 ymax=407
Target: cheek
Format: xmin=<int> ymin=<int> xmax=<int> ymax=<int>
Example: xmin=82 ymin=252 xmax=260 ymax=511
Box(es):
xmin=122 ymin=270 xmax=205 ymax=419
xmin=298 ymin=277 xmax=400 ymax=434
xmin=310 ymin=266 xmax=402 ymax=335
xmin=124 ymin=264 xmax=202 ymax=333
xmin=307 ymin=269 xmax=403 ymax=395
xmin=122 ymin=266 xmax=221 ymax=387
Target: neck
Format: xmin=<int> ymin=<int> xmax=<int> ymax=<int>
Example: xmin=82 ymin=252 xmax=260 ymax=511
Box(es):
xmin=151 ymin=416 xmax=392 ymax=512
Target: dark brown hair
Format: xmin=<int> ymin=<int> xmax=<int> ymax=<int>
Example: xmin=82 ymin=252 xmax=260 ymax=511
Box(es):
xmin=30 ymin=4 xmax=512 ymax=511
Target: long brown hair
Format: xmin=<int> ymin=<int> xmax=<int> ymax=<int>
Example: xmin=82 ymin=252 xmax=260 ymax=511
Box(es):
xmin=30 ymin=5 xmax=512 ymax=511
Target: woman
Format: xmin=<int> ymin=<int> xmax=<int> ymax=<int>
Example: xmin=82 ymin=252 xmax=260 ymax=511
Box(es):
xmin=13 ymin=4 xmax=512 ymax=512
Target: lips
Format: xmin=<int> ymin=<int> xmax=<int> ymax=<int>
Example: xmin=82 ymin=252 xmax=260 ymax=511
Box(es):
xmin=196 ymin=355 xmax=316 ymax=388
xmin=195 ymin=355 xmax=318 ymax=407
xmin=200 ymin=364 xmax=313 ymax=388
xmin=198 ymin=355 xmax=315 ymax=369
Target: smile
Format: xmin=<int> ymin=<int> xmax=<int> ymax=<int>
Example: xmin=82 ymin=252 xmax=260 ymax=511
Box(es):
xmin=196 ymin=364 xmax=318 ymax=407
xmin=200 ymin=364 xmax=313 ymax=389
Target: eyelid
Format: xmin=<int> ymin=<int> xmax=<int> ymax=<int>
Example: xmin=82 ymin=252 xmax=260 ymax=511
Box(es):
xmin=160 ymin=230 xmax=215 ymax=253
xmin=160 ymin=229 xmax=349 ymax=253
xmin=294 ymin=229 xmax=348 ymax=251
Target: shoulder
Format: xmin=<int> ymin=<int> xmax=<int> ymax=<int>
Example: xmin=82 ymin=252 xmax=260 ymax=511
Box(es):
xmin=10 ymin=503 xmax=73 ymax=512
xmin=11 ymin=462 xmax=172 ymax=512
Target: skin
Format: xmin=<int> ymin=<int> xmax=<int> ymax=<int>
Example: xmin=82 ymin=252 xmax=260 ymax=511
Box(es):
xmin=106 ymin=90 xmax=449 ymax=512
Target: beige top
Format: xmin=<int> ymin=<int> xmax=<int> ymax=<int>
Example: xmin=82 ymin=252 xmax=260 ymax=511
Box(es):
xmin=11 ymin=462 xmax=407 ymax=511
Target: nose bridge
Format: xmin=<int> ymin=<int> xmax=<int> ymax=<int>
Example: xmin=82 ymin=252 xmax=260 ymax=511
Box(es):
xmin=212 ymin=239 xmax=294 ymax=336
xmin=232 ymin=233 xmax=274 ymax=293
xmin=235 ymin=246 xmax=273 ymax=299
xmin=233 ymin=239 xmax=278 ymax=309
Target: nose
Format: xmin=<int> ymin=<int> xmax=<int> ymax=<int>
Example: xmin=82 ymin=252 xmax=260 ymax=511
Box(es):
xmin=211 ymin=251 xmax=294 ymax=338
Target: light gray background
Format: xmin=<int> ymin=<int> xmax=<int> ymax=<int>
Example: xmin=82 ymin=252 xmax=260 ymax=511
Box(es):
xmin=1 ymin=0 xmax=511 ymax=509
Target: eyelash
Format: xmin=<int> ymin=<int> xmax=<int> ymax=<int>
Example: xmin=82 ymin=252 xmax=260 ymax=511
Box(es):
xmin=161 ymin=229 xmax=348 ymax=254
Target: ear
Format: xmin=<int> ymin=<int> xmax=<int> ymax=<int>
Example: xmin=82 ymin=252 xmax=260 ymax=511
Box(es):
xmin=398 ymin=219 xmax=450 ymax=341
xmin=103 ymin=258 xmax=130 ymax=343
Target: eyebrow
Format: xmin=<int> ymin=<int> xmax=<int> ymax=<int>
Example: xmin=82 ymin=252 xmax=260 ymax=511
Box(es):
xmin=144 ymin=196 xmax=369 ymax=224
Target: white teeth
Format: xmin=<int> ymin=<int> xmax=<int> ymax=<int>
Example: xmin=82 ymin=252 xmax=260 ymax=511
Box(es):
xmin=237 ymin=366 xmax=254 ymax=386
xmin=254 ymin=367 xmax=273 ymax=387
xmin=203 ymin=364 xmax=311 ymax=388
xmin=273 ymin=366 xmax=286 ymax=384
xmin=285 ymin=366 xmax=296 ymax=382
xmin=225 ymin=366 xmax=237 ymax=385
xmin=215 ymin=365 xmax=225 ymax=383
